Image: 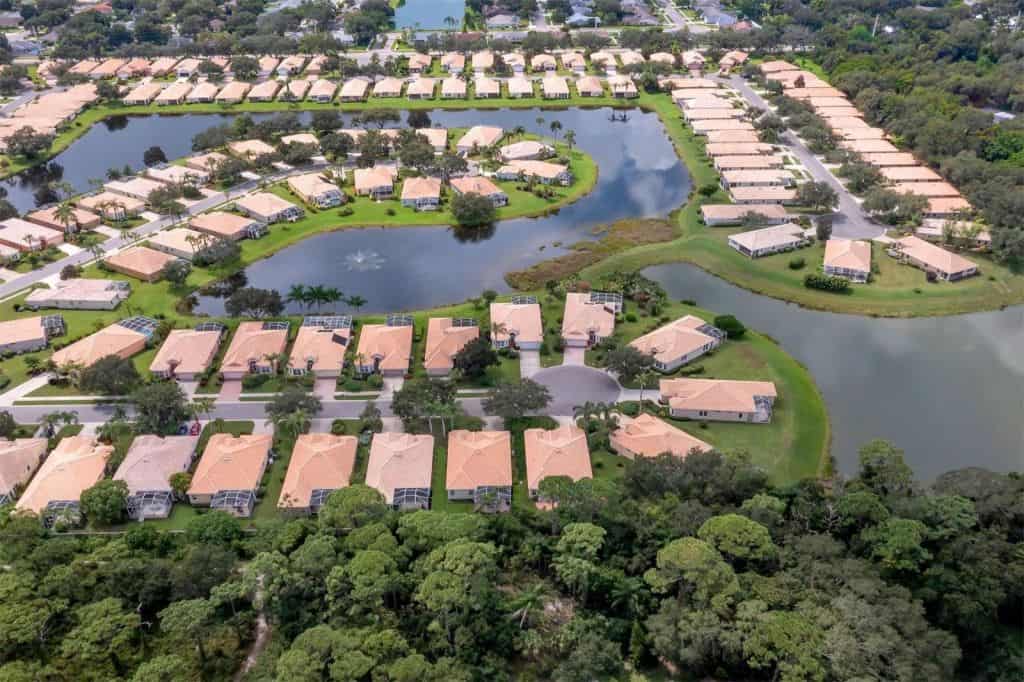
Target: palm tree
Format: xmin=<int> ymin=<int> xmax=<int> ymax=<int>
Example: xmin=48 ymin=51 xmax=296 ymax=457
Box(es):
xmin=188 ymin=397 xmax=216 ymax=426
xmin=40 ymin=410 xmax=79 ymax=438
xmin=286 ymin=284 xmax=310 ymax=311
xmin=307 ymin=285 xmax=329 ymax=313
xmin=269 ymin=408 xmax=309 ymax=441
xmin=637 ymin=369 xmax=656 ymax=403
xmin=508 ymin=582 xmax=551 ymax=629
xmin=323 ymin=287 xmax=344 ymax=312
xmin=573 ymin=401 xmax=597 ymax=426
xmin=563 ymin=130 xmax=576 ymax=150
xmin=549 ymin=120 xmax=562 ymax=139
xmin=54 ymin=201 xmax=78 ymax=235
xmin=346 ymin=295 xmax=367 ymax=315
xmin=444 ymin=15 xmax=458 ymax=30
xmin=512 ymin=125 xmax=526 ymax=141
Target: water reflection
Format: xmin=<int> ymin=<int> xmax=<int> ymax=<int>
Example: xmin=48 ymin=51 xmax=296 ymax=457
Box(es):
xmin=644 ymin=263 xmax=1024 ymax=479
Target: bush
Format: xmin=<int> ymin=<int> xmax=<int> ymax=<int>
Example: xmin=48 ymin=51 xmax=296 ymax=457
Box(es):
xmin=713 ymin=314 xmax=746 ymax=338
xmin=366 ymin=374 xmax=384 ymax=389
xmin=385 ymin=208 xmax=396 ymax=216
xmin=242 ymin=374 xmax=270 ymax=389
xmin=925 ymin=270 xmax=938 ymax=283
xmin=803 ymin=273 xmax=851 ymax=293
xmin=625 ymin=313 xmax=637 ymax=322
xmin=618 ymin=401 xmax=640 ymax=416
xmin=339 ymin=206 xmax=354 ymax=216
xmin=330 ymin=420 xmax=348 ymax=435
xmin=788 ymin=257 xmax=806 ymax=270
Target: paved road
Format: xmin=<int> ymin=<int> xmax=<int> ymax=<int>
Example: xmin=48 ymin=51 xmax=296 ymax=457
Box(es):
xmin=723 ymin=75 xmax=885 ymax=240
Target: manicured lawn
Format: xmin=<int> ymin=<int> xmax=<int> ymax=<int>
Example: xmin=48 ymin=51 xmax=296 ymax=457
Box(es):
xmin=591 ymin=447 xmax=628 ymax=482
xmin=429 ymin=440 xmax=474 ymax=513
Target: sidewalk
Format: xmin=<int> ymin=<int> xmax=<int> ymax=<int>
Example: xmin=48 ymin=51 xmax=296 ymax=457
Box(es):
xmin=0 ymin=375 xmax=50 ymax=406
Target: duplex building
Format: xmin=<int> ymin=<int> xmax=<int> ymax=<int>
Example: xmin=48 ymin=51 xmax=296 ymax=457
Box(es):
xmin=700 ymin=204 xmax=788 ymax=226
xmin=888 ymin=235 xmax=978 ymax=282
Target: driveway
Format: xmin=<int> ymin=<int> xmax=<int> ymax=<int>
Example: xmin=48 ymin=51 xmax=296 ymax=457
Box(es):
xmin=519 ymin=349 xmax=541 ymax=378
xmin=314 ymin=378 xmax=336 ymax=400
xmin=218 ymin=379 xmax=242 ymax=401
xmin=532 ymin=365 xmax=621 ymax=416
xmin=723 ymin=75 xmax=886 ymax=241
xmin=562 ymin=347 xmax=586 ymax=366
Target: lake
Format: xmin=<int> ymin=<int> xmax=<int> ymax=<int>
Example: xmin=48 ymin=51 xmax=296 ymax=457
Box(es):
xmin=645 ymin=263 xmax=1024 ymax=480
xmin=395 ymin=0 xmax=466 ymax=30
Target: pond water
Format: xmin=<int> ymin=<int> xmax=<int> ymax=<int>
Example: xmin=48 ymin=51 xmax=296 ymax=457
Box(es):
xmin=395 ymin=0 xmax=467 ymax=30
xmin=644 ymin=263 xmax=1024 ymax=479
xmin=192 ymin=107 xmax=689 ymax=314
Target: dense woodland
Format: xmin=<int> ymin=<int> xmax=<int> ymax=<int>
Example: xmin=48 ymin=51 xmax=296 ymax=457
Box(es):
xmin=0 ymin=439 xmax=1020 ymax=681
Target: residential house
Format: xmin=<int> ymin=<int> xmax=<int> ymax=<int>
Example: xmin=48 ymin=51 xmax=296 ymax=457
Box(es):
xmin=417 ymin=127 xmax=448 ymax=152
xmin=147 ymin=228 xmax=207 ymax=261
xmin=287 ymin=172 xmax=345 ymax=209
xmin=247 ymin=79 xmax=281 ymax=102
xmin=608 ymin=75 xmax=639 ymax=98
xmin=729 ymin=186 xmax=798 ymax=204
xmin=610 ymin=413 xmax=712 ymax=460
xmin=442 ymin=52 xmax=465 ymax=73
xmin=496 ymin=160 xmax=572 ymax=185
xmin=278 ymin=434 xmax=357 ymax=514
xmin=15 ymin=436 xmax=111 ymax=525
xmin=499 ymin=140 xmax=553 ymax=161
xmin=446 ymin=430 xmax=513 ymax=511
xmin=630 ymin=315 xmax=725 ymax=372
xmin=276 ymin=55 xmax=305 ymax=76
xmin=227 ymin=138 xmax=277 ymax=161
xmin=0 ymin=218 xmax=62 ymax=252
xmin=400 ymin=176 xmax=442 ymax=211
xmin=373 ymin=77 xmax=404 ymax=98
xmin=281 ymin=132 xmax=320 ymax=148
xmin=720 ymin=169 xmax=793 ymax=189
xmin=456 ymin=125 xmax=504 ymax=153
xmin=185 ymin=81 xmax=218 ymax=104
xmin=144 ymin=164 xmax=209 ymax=186
xmin=649 ymin=52 xmax=676 ymax=67
xmin=190 ymin=211 xmax=263 ymax=241
xmin=888 ymin=235 xmax=978 ymax=281
xmin=365 ymin=433 xmax=434 ymax=510
xmin=175 ymin=57 xmax=201 ymax=78
xmin=25 ymin=278 xmax=130 ymax=311
xmin=507 ymin=76 xmax=534 ymax=98
xmin=287 ymin=322 xmax=350 ymax=377
xmin=312 ymin=78 xmax=341 ymax=102
xmin=823 ymin=239 xmax=872 ymax=283
xmin=728 ymin=223 xmax=809 ymax=258
xmin=575 ymin=76 xmax=604 ymax=97
xmin=524 ymin=426 xmax=592 ymax=499
xmin=234 ymin=192 xmax=304 ymax=223
xmin=474 ymin=76 xmax=501 ymax=98
xmin=407 ymin=77 xmax=436 ymax=99
xmin=123 ymin=81 xmax=164 ymax=105
xmin=407 ymin=53 xmax=432 ymax=73
xmin=150 ymin=326 xmax=223 ymax=380
xmin=355 ymin=321 xmax=413 ymax=375
xmin=503 ymin=52 xmax=526 ymax=74
xmin=51 ymin=317 xmax=154 ymax=369
xmin=713 ymin=155 xmax=784 ymax=170
xmin=281 ymin=78 xmax=312 ymax=101
xmin=531 ymin=53 xmax=557 ymax=72
xmin=660 ymin=378 xmax=778 ymax=423
xmin=0 ymin=316 xmax=58 ymax=354
xmin=700 ymin=204 xmax=788 ymax=226
xmin=441 ymin=76 xmax=467 ymax=99
xmin=220 ymin=321 xmax=289 ymax=379
xmin=424 ymin=317 xmax=479 ymax=376
xmin=450 ymin=175 xmax=508 ymax=207
xmin=489 ymin=300 xmax=542 ymax=349
xmin=0 ymin=438 xmax=47 ymax=507
xmin=353 ymin=166 xmax=396 ymax=198
xmin=26 ymin=205 xmax=101 ymax=235
xmin=472 ymin=50 xmax=495 ymax=73
xmin=104 ymin=246 xmax=177 ymax=282
xmin=187 ymin=434 xmax=272 ymax=517
xmin=215 ymin=80 xmax=250 ymax=104
xmin=104 ymin=176 xmax=166 ymax=202
xmin=114 ymin=435 xmax=197 ymax=520
xmin=185 ymin=151 xmax=229 ymax=173
xmin=561 ymin=292 xmax=617 ymax=348
xmin=542 ymin=75 xmax=570 ymax=99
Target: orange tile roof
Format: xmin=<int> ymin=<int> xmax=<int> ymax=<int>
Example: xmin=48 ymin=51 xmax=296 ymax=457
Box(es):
xmin=288 ymin=325 xmax=349 ymax=374
xmin=16 ymin=436 xmax=111 ymax=514
xmin=450 ymin=175 xmax=504 ymax=198
xmin=824 ymin=239 xmax=872 ymax=274
xmin=400 ymin=176 xmax=441 ymax=202
xmin=355 ymin=324 xmax=413 ymax=373
xmin=188 ymin=434 xmax=271 ymax=496
xmin=0 ymin=438 xmax=47 ymax=499
xmin=892 ymin=235 xmax=977 ymax=276
xmin=114 ymin=435 xmax=197 ymax=495
xmin=278 ymin=434 xmax=357 ymax=508
xmin=150 ymin=329 xmax=222 ymax=376
xmin=525 ymin=426 xmax=592 ymax=490
xmin=562 ymin=293 xmax=615 ymax=343
xmin=104 ymin=246 xmax=176 ymax=281
xmin=661 ymin=378 xmax=778 ymax=413
xmin=446 ymin=430 xmax=512 ymax=490
xmin=630 ymin=315 xmax=719 ymax=365
xmin=221 ymin=322 xmax=289 ymax=374
xmin=424 ymin=318 xmax=479 ymax=372
xmin=0 ymin=317 xmax=47 ymax=347
xmin=51 ymin=323 xmax=148 ymax=369
xmin=189 ymin=211 xmax=258 ymax=240
xmin=365 ymin=433 xmax=434 ymax=504
xmin=490 ymin=301 xmax=542 ymax=346
xmin=610 ymin=413 xmax=711 ymax=459
xmin=456 ymin=125 xmax=504 ymax=149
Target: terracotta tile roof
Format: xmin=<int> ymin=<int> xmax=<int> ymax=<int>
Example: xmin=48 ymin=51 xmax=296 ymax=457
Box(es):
xmin=892 ymin=235 xmax=977 ymax=276
xmin=51 ymin=323 xmax=148 ymax=368
xmin=281 ymin=132 xmax=319 ymax=147
xmin=450 ymin=175 xmax=504 ymax=198
xmin=188 ymin=434 xmax=271 ymax=496
xmin=354 ymin=166 xmax=395 ymax=194
xmin=407 ymin=77 xmax=436 ymax=97
xmin=185 ymin=82 xmax=219 ymax=102
xmin=355 ymin=324 xmax=413 ymax=373
xmin=441 ymin=76 xmax=466 ymax=97
xmin=879 ymin=166 xmax=944 ymax=182
xmin=661 ymin=378 xmax=778 ymax=413
xmin=474 ymin=76 xmax=500 ymax=96
xmin=248 ymin=80 xmax=280 ymax=100
xmin=288 ymin=325 xmax=350 ymax=374
xmin=417 ymin=128 xmax=448 ymax=149
xmin=424 ymin=318 xmax=478 ymax=372
xmin=507 ymin=76 xmax=533 ymax=96
xmin=189 ymin=211 xmax=258 ymax=240
xmin=228 ymin=139 xmax=277 ymax=159
xmin=216 ymin=81 xmax=250 ymax=102
xmin=400 ymin=176 xmax=441 ymax=202
xmin=575 ymin=76 xmax=603 ymax=95
xmin=312 ymin=79 xmax=340 ymax=99
xmin=150 ymin=329 xmax=222 ymax=376
xmin=365 ymin=433 xmax=434 ymax=504
xmin=456 ymin=125 xmax=504 ymax=149
xmin=542 ymin=76 xmax=569 ymax=97
xmin=489 ymin=301 xmax=542 ymax=346
xmin=408 ymin=53 xmax=432 ymax=70
xmin=562 ymin=293 xmax=615 ymax=343
xmin=114 ymin=435 xmax=197 ymax=495
xmin=279 ymin=434 xmax=357 ymax=508
xmin=891 ymin=181 xmax=961 ymax=198
xmin=0 ymin=317 xmax=47 ymax=347
xmin=234 ymin=191 xmax=300 ymax=217
xmin=16 ymin=436 xmax=111 ymax=514
xmin=446 ymin=430 xmax=512 ymax=490
xmin=630 ymin=315 xmax=719 ymax=364
xmin=0 ymin=438 xmax=47 ymax=499
xmin=373 ymin=77 xmax=404 ymax=96
xmin=824 ymin=239 xmax=872 ymax=274
xmin=221 ymin=322 xmax=289 ymax=374
xmin=610 ymin=413 xmax=711 ymax=458
xmin=525 ymin=426 xmax=592 ymax=490
xmin=104 ymin=245 xmax=176 ymax=281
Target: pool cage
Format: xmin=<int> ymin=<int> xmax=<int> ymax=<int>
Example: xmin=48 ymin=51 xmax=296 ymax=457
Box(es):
xmin=392 ymin=487 xmax=431 ymax=510
xmin=210 ymin=489 xmax=257 ymax=517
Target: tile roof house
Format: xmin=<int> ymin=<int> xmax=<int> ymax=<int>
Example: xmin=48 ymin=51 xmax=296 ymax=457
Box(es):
xmin=373 ymin=77 xmax=404 ymax=98
xmin=823 ymin=239 xmax=872 ymax=283
xmin=531 ymin=53 xmax=557 ymax=71
xmin=888 ymin=235 xmax=978 ymax=281
xmin=365 ymin=432 xmax=434 ymax=509
xmin=542 ymin=75 xmax=570 ymax=99
xmin=144 ymin=164 xmax=209 ymax=186
xmin=924 ymin=196 xmax=972 ymax=218
xmin=123 ymin=81 xmax=164 ymax=105
xmin=353 ymin=166 xmax=396 ymax=198
xmin=890 ymin=181 xmax=961 ymax=198
xmin=449 ymin=175 xmax=508 ymax=207
xmin=247 ymin=79 xmax=281 ymax=102
xmin=441 ymin=76 xmax=467 ymax=99
xmin=575 ymin=76 xmax=604 ymax=97
xmin=190 ymin=211 xmax=263 ymax=241
xmin=424 ymin=317 xmax=479 ymax=376
xmin=16 ymin=436 xmax=111 ymax=524
xmin=629 ymin=315 xmax=725 ymax=372
xmin=287 ymin=172 xmax=344 ymax=209
xmin=496 ymin=160 xmax=572 ymax=185
xmin=287 ymin=324 xmax=350 ymax=377
xmin=185 ymin=81 xmax=219 ymax=104
xmin=215 ymin=80 xmax=251 ymax=104
xmin=339 ymin=78 xmax=369 ymax=102
xmin=114 ymin=435 xmax=197 ymax=519
xmin=50 ymin=321 xmax=149 ymax=369
xmin=728 ymin=222 xmax=809 ymax=258
xmin=417 ymin=127 xmax=448 ymax=152
xmin=24 ymin=278 xmax=129 ymax=311
xmin=446 ymin=430 xmax=513 ymax=511
xmin=489 ymin=300 xmax=542 ymax=349
xmin=474 ymin=76 xmax=501 ymax=98
xmin=147 ymin=228 xmax=207 ymax=261
xmin=499 ymin=140 xmax=553 ymax=162
xmin=660 ymin=378 xmax=778 ymax=422
xmin=728 ymin=186 xmax=798 ymax=204
xmin=355 ymin=323 xmax=413 ymax=376
xmin=150 ymin=327 xmax=223 ymax=380
xmin=700 ymin=203 xmax=788 ymax=226
xmin=608 ymin=75 xmax=639 ymax=98
xmin=187 ymin=434 xmax=272 ymax=517
xmin=104 ymin=245 xmax=177 ymax=282
xmin=456 ymin=125 xmax=504 ymax=152
xmin=310 ymin=78 xmax=340 ymax=102
xmin=561 ymin=51 xmax=586 ymax=71
xmin=407 ymin=52 xmax=432 ymax=73
xmin=610 ymin=413 xmax=712 ymax=460
xmin=561 ymin=292 xmax=616 ymax=348
xmin=0 ymin=316 xmax=57 ymax=354
xmin=720 ymin=169 xmax=793 ymax=188
xmin=220 ymin=321 xmax=289 ymax=379
xmin=524 ymin=426 xmax=592 ymax=498
xmin=278 ymin=434 xmax=357 ymax=514
xmin=507 ymin=76 xmax=534 ymax=98
xmin=407 ymin=77 xmax=436 ymax=99
xmin=400 ymin=176 xmax=442 ymax=211
xmin=228 ymin=138 xmax=277 ymax=160
xmin=0 ymin=218 xmax=63 ymax=252
xmin=104 ymin=176 xmax=166 ymax=202
xmin=0 ymin=438 xmax=47 ymax=506
xmin=185 ymin=151 xmax=229 ymax=173
xmin=442 ymin=52 xmax=465 ymax=73
xmin=472 ymin=50 xmax=495 ymax=72
xmin=281 ymin=78 xmax=312 ymax=100
xmin=880 ymin=166 xmax=944 ymax=183
xmin=234 ymin=192 xmax=304 ymax=223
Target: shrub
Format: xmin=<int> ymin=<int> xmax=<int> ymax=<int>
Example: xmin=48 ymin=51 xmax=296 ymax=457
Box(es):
xmin=618 ymin=402 xmax=640 ymax=416
xmin=713 ymin=314 xmax=746 ymax=338
xmin=803 ymin=273 xmax=851 ymax=293
xmin=366 ymin=374 xmax=384 ymax=389
xmin=681 ymin=299 xmax=696 ymax=306
xmin=330 ymin=420 xmax=348 ymax=435
xmin=788 ymin=257 xmax=806 ymax=270
xmin=339 ymin=206 xmax=354 ymax=216
xmin=625 ymin=313 xmax=637 ymax=322
xmin=925 ymin=270 xmax=938 ymax=283
xmin=242 ymin=374 xmax=270 ymax=389
xmin=385 ymin=208 xmax=396 ymax=216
